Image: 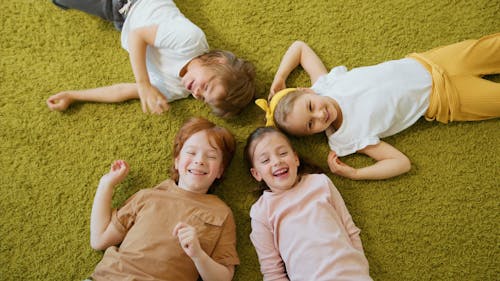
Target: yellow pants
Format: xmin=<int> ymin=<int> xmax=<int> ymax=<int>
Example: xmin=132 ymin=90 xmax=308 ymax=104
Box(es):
xmin=408 ymin=33 xmax=500 ymax=123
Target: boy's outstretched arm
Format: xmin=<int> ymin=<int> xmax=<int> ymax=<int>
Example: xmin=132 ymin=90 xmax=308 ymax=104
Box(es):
xmin=173 ymin=223 xmax=235 ymax=281
xmin=328 ymin=141 xmax=411 ymax=180
xmin=128 ymin=25 xmax=169 ymax=114
xmin=270 ymin=41 xmax=328 ymax=96
xmin=90 ymin=160 xmax=129 ymax=250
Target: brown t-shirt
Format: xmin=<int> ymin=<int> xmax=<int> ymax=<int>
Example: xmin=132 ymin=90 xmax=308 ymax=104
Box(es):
xmin=91 ymin=179 xmax=239 ymax=281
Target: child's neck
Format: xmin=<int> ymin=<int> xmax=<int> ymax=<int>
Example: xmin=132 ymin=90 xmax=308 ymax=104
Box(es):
xmin=330 ymin=98 xmax=343 ymax=130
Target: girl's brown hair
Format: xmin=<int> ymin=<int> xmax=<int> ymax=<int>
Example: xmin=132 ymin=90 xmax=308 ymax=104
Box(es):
xmin=170 ymin=117 xmax=236 ymax=191
xmin=243 ymin=126 xmax=323 ymax=196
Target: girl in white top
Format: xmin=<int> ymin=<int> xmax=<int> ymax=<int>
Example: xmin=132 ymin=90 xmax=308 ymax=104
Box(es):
xmin=258 ymin=34 xmax=500 ymax=180
xmin=244 ymin=126 xmax=372 ymax=281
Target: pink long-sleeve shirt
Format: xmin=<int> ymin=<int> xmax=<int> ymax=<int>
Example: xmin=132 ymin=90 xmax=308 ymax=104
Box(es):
xmin=250 ymin=173 xmax=372 ymax=281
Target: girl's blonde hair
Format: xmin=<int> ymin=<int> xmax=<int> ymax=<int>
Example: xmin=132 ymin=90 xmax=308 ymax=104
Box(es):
xmin=273 ymin=89 xmax=307 ymax=135
xmin=197 ymin=50 xmax=256 ymax=118
xmin=170 ymin=117 xmax=236 ymax=192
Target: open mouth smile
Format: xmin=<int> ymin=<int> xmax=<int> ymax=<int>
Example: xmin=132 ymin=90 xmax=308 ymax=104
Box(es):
xmin=188 ymin=169 xmax=207 ymax=175
xmin=272 ymin=167 xmax=289 ymax=177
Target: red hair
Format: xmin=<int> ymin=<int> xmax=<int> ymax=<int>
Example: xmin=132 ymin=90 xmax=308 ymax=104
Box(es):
xmin=170 ymin=117 xmax=236 ymax=189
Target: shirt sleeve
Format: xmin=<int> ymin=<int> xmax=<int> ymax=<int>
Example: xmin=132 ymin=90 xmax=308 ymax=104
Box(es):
xmin=250 ymin=217 xmax=289 ymax=281
xmin=154 ymin=17 xmax=206 ymax=50
xmin=326 ymin=176 xmax=365 ymax=253
xmin=110 ymin=190 xmax=144 ymax=235
xmin=209 ymin=211 xmax=240 ymax=266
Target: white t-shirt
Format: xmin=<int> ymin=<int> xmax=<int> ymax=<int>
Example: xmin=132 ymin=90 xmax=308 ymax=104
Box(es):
xmin=121 ymin=0 xmax=209 ymax=101
xmin=311 ymin=58 xmax=432 ymax=156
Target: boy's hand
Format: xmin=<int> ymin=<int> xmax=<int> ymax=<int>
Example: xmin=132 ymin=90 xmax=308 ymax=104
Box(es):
xmin=173 ymin=222 xmax=203 ymax=259
xmin=99 ymin=160 xmax=130 ymax=187
xmin=327 ymin=151 xmax=357 ymax=179
xmin=137 ymin=84 xmax=169 ymax=114
xmin=268 ymin=76 xmax=286 ymax=100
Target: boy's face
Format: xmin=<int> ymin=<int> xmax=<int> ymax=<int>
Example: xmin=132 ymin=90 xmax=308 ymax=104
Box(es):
xmin=175 ymin=130 xmax=224 ymax=194
xmin=181 ymin=65 xmax=226 ymax=106
xmin=282 ymin=90 xmax=338 ymax=136
xmin=250 ymin=133 xmax=300 ymax=193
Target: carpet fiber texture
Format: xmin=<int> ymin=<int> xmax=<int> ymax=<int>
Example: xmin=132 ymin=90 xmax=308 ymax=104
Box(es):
xmin=1 ymin=0 xmax=499 ymax=280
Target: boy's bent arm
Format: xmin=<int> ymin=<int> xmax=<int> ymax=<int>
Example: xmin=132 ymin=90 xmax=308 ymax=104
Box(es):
xmin=271 ymin=41 xmax=328 ymax=95
xmin=90 ymin=161 xmax=129 ymax=250
xmin=191 ymin=253 xmax=235 ymax=281
xmin=90 ymin=179 xmax=125 ymax=250
xmin=128 ymin=25 xmax=169 ymax=114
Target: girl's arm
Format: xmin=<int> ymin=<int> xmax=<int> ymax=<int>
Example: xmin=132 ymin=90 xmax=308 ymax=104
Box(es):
xmin=90 ymin=160 xmax=130 ymax=250
xmin=173 ymin=223 xmax=234 ymax=281
xmin=250 ymin=219 xmax=289 ymax=281
xmin=326 ymin=178 xmax=364 ymax=252
xmin=327 ymin=141 xmax=411 ymax=180
xmin=270 ymin=41 xmax=328 ymax=96
xmin=128 ymin=25 xmax=169 ymax=114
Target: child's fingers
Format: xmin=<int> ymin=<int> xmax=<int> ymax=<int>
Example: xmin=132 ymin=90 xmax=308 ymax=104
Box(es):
xmin=172 ymin=222 xmax=188 ymax=236
xmin=158 ymin=98 xmax=169 ymax=112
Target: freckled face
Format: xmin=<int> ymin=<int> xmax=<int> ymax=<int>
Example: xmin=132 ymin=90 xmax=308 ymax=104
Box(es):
xmin=175 ymin=130 xmax=224 ymax=193
xmin=250 ymin=133 xmax=300 ymax=193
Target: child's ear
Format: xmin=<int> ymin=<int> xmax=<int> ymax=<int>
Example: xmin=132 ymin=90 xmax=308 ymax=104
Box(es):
xmin=250 ymin=168 xmax=262 ymax=182
xmin=174 ymin=157 xmax=179 ymax=170
xmin=294 ymin=151 xmax=300 ymax=167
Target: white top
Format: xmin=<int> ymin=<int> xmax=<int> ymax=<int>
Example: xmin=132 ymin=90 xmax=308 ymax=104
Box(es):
xmin=121 ymin=0 xmax=209 ymax=101
xmin=311 ymin=58 xmax=432 ymax=156
xmin=250 ymin=174 xmax=372 ymax=281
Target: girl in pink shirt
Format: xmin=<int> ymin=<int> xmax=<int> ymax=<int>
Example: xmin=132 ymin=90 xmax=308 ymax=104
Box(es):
xmin=244 ymin=126 xmax=372 ymax=281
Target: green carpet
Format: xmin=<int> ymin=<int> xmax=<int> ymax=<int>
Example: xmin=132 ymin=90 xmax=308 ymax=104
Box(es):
xmin=1 ymin=0 xmax=499 ymax=280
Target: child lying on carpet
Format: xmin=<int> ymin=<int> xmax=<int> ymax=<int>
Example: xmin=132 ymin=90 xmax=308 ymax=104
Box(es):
xmin=86 ymin=117 xmax=238 ymax=280
xmin=47 ymin=0 xmax=255 ymax=117
xmin=257 ymin=33 xmax=500 ymax=180
xmin=244 ymin=126 xmax=372 ymax=280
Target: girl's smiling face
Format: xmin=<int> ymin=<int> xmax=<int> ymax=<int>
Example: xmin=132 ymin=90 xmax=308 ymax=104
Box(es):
xmin=250 ymin=132 xmax=300 ymax=193
xmin=175 ymin=130 xmax=224 ymax=194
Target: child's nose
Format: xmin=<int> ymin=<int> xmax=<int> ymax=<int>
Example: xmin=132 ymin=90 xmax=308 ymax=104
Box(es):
xmin=313 ymin=110 xmax=323 ymax=120
xmin=194 ymin=155 xmax=205 ymax=165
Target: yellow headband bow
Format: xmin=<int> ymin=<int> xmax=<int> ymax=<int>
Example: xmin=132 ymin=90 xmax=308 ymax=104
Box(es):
xmin=255 ymin=88 xmax=297 ymax=127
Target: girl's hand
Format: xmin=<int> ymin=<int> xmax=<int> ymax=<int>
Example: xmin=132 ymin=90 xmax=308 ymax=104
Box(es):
xmin=99 ymin=160 xmax=130 ymax=187
xmin=173 ymin=222 xmax=202 ymax=259
xmin=137 ymin=83 xmax=169 ymax=114
xmin=268 ymin=75 xmax=287 ymax=100
xmin=327 ymin=151 xmax=358 ymax=179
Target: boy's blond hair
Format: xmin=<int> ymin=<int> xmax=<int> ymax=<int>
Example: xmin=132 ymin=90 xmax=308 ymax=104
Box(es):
xmin=198 ymin=50 xmax=256 ymax=118
xmin=273 ymin=89 xmax=307 ymax=135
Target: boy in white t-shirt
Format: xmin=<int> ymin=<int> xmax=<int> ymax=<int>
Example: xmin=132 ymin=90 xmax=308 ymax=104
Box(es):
xmin=257 ymin=34 xmax=500 ymax=180
xmin=47 ymin=0 xmax=256 ymax=117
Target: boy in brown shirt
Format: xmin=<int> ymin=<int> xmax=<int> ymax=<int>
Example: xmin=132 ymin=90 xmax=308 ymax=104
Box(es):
xmin=88 ymin=117 xmax=239 ymax=280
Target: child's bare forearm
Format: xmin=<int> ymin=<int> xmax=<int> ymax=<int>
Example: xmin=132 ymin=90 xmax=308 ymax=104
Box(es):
xmin=192 ymin=252 xmax=234 ymax=281
xmin=90 ymin=180 xmax=115 ymax=249
xmin=353 ymin=141 xmax=411 ymax=180
xmin=352 ymin=157 xmax=411 ymax=180
xmin=65 ymin=83 xmax=139 ymax=103
xmin=274 ymin=41 xmax=305 ymax=82
xmin=276 ymin=41 xmax=328 ymax=85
